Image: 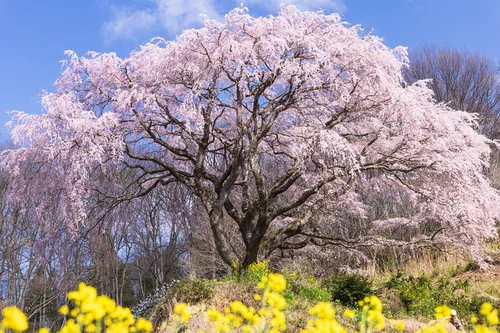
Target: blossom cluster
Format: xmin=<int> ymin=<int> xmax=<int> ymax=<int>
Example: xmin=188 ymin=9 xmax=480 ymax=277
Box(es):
xmin=57 ymin=282 xmax=153 ymax=333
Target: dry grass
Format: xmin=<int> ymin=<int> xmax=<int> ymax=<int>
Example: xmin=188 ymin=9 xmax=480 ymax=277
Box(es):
xmin=451 ymin=264 xmax=500 ymax=303
xmin=211 ymin=280 xmax=260 ymax=310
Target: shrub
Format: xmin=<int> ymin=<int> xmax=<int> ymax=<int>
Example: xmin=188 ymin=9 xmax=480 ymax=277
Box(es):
xmin=168 ymin=279 xmax=215 ymax=304
xmin=323 ymin=274 xmax=374 ymax=307
xmin=298 ymin=285 xmax=331 ymax=303
xmin=280 ymin=270 xmax=331 ymax=304
xmin=384 ymin=271 xmax=492 ymax=325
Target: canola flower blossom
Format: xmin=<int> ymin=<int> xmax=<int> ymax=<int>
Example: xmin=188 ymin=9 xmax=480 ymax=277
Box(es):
xmin=0 ymin=282 xmax=153 ymax=333
xmin=302 ymin=301 xmax=346 ymax=333
xmin=173 ymin=303 xmax=191 ymax=323
xmin=1 ymin=306 xmax=28 ymax=332
xmin=356 ymin=295 xmax=386 ymax=332
xmin=60 ymin=282 xmax=145 ymax=333
xmin=473 ymin=302 xmax=500 ymax=333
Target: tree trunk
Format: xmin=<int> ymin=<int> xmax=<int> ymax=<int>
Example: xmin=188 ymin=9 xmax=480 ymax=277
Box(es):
xmin=242 ymin=245 xmax=259 ymax=269
xmin=209 ymin=207 xmax=236 ymax=267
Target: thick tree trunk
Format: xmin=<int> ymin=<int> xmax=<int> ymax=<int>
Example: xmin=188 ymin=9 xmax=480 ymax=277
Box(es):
xmin=209 ymin=207 xmax=236 ymax=267
xmin=241 ymin=243 xmax=259 ymax=269
xmin=241 ymin=218 xmax=268 ymax=269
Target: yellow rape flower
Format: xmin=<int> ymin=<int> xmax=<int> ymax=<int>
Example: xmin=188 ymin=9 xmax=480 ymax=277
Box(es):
xmin=174 ymin=303 xmax=191 ymax=323
xmin=135 ymin=317 xmax=153 ymax=333
xmin=367 ymin=310 xmax=385 ymax=331
xmin=435 ymin=305 xmax=452 ymax=320
xmin=2 ymin=306 xmax=28 ymax=332
xmin=309 ymin=302 xmax=335 ymax=320
xmin=59 ymin=305 xmax=69 ymax=316
xmin=486 ymin=308 xmax=499 ymax=326
xmin=266 ymin=292 xmax=286 ymax=310
xmin=480 ymin=303 xmax=493 ymax=316
xmin=268 ymin=274 xmax=287 ymax=293
xmin=85 ymin=323 xmax=96 ymax=333
xmin=207 ymin=308 xmax=223 ymax=322
xmin=344 ymin=309 xmax=356 ymax=319
xmin=59 ymin=319 xmax=80 ymax=333
xmin=257 ymin=276 xmax=269 ymax=289
xmin=369 ymin=296 xmax=383 ymax=312
xmin=390 ymin=320 xmax=405 ymax=331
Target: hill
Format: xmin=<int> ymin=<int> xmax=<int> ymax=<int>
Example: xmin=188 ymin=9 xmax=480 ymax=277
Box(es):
xmin=142 ymin=260 xmax=500 ymax=333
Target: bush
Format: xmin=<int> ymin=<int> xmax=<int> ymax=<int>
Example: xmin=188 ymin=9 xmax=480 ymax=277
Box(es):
xmin=323 ymin=274 xmax=374 ymax=307
xmin=298 ymin=285 xmax=331 ymax=303
xmin=280 ymin=270 xmax=331 ymax=304
xmin=384 ymin=271 xmax=490 ymax=325
xmin=168 ymin=279 xmax=215 ymax=304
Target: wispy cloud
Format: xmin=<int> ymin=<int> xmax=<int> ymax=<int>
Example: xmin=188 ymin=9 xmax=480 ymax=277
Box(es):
xmin=101 ymin=0 xmax=224 ymax=42
xmin=101 ymin=0 xmax=346 ymax=42
xmin=156 ymin=0 xmax=223 ymax=33
xmin=241 ymin=0 xmax=347 ymax=13
xmin=102 ymin=5 xmax=157 ymax=41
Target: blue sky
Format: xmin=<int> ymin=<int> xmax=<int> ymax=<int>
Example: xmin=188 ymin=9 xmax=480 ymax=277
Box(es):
xmin=1 ymin=0 xmax=499 ymax=136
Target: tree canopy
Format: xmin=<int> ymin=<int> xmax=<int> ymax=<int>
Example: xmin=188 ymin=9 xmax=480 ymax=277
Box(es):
xmin=3 ymin=6 xmax=499 ymax=267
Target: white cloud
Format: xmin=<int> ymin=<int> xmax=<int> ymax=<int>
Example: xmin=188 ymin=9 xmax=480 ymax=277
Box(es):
xmin=101 ymin=0 xmax=346 ymax=42
xmin=241 ymin=0 xmax=347 ymax=13
xmin=156 ymin=0 xmax=223 ymax=33
xmin=102 ymin=5 xmax=157 ymax=41
xmin=101 ymin=0 xmax=224 ymax=42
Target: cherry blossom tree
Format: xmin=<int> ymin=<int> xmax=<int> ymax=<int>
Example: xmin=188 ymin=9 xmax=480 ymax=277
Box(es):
xmin=3 ymin=5 xmax=500 ymax=268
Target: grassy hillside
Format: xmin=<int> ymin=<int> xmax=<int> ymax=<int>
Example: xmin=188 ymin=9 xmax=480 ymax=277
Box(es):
xmin=146 ymin=260 xmax=500 ymax=333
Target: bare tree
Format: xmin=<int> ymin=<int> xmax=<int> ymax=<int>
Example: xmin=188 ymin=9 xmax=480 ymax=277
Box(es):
xmin=405 ymin=44 xmax=500 ymax=139
xmin=128 ymin=185 xmax=190 ymax=294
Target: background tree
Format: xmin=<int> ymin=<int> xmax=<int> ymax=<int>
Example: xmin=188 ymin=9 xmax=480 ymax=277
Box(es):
xmin=404 ymin=44 xmax=500 ymax=139
xmin=127 ymin=185 xmax=190 ymax=291
xmin=0 ymin=149 xmax=189 ymax=329
xmin=3 ymin=6 xmax=500 ymax=269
